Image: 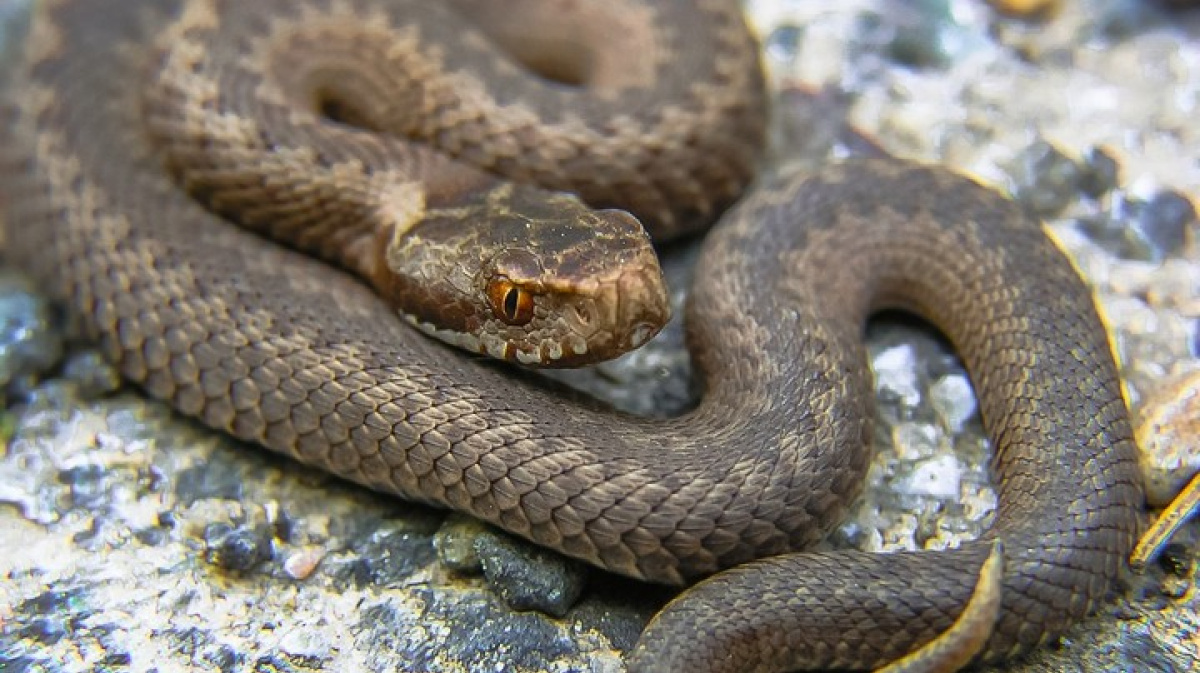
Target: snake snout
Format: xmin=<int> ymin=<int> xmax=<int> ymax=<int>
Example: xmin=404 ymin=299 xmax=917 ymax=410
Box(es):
xmin=587 ymin=209 xmax=670 ymax=355
xmin=525 ymin=207 xmax=668 ymax=366
xmin=616 ymin=264 xmax=669 ymax=352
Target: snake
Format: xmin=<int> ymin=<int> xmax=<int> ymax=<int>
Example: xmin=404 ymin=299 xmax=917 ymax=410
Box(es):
xmin=0 ymin=0 xmax=1145 ymax=671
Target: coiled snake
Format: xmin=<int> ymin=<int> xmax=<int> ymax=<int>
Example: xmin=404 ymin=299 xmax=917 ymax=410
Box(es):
xmin=0 ymin=0 xmax=1144 ymax=671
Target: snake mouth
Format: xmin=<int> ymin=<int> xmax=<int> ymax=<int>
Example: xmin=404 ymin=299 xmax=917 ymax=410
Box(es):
xmin=625 ymin=321 xmax=659 ymax=350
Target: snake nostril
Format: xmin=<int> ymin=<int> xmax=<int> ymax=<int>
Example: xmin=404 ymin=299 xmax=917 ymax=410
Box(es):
xmin=575 ymin=304 xmax=593 ymax=326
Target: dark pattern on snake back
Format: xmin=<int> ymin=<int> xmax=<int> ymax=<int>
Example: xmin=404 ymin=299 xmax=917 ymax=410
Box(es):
xmin=0 ymin=0 xmax=1143 ymax=671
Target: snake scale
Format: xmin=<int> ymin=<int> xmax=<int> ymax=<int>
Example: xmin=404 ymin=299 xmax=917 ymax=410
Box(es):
xmin=0 ymin=0 xmax=1145 ymax=671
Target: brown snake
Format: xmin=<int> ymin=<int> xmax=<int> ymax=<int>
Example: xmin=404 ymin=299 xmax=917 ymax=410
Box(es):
xmin=0 ymin=0 xmax=1145 ymax=671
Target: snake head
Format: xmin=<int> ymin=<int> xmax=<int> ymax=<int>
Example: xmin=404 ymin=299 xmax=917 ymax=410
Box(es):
xmin=374 ymin=183 xmax=670 ymax=367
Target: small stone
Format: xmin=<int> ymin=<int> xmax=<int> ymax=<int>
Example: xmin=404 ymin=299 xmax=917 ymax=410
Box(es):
xmin=884 ymin=12 xmax=952 ymax=69
xmin=1159 ymin=575 xmax=1191 ymax=600
xmin=133 ymin=526 xmax=169 ymax=546
xmin=1008 ymin=140 xmax=1084 ymax=217
xmin=1158 ymin=542 xmax=1194 ymax=577
xmin=434 ymin=512 xmax=488 ymax=574
xmin=101 ymin=651 xmax=132 ymax=668
xmin=867 ymin=0 xmax=991 ymax=70
xmin=873 ymin=343 xmax=922 ymax=408
xmin=282 ymin=546 xmax=326 ymax=580
xmin=1090 ymin=0 xmax=1161 ymax=40
xmin=877 ymin=513 xmax=921 ymax=552
xmin=22 ymin=617 xmax=68 ymax=645
xmin=1135 ymin=191 xmax=1195 ymax=259
xmin=986 ymin=0 xmax=1062 ymax=19
xmin=764 ymin=23 xmax=804 ymax=63
xmin=959 ymin=484 xmax=999 ymax=524
xmin=475 ymin=530 xmax=588 ymax=618
xmin=892 ymin=422 xmax=940 ymax=460
xmin=205 ymin=645 xmax=241 ymax=672
xmin=1076 ymin=188 xmax=1194 ymax=263
xmin=589 ymin=656 xmax=625 ymax=673
xmin=1080 ymin=146 xmax=1121 ymax=198
xmin=174 ymin=461 xmax=246 ymax=505
xmin=930 ymin=374 xmax=977 ymax=433
xmin=1135 ymin=370 xmax=1200 ymax=506
xmin=277 ymin=627 xmax=332 ymax=663
xmin=57 ymin=463 xmax=109 ymax=511
xmin=204 ymin=523 xmax=273 ymax=572
xmin=899 ymin=454 xmax=963 ymax=498
xmin=0 ymin=271 xmax=63 ymax=391
xmin=61 ymin=350 xmax=122 ymax=399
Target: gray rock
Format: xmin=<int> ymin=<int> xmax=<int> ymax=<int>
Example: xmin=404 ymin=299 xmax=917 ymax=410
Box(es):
xmin=60 ymin=350 xmax=121 ymax=400
xmin=0 ymin=271 xmax=62 ymax=393
xmin=475 ymin=528 xmax=589 ymax=618
xmin=203 ymin=523 xmax=274 ymax=572
xmin=764 ymin=22 xmax=804 ymax=63
xmin=1080 ymin=146 xmax=1121 ymax=198
xmin=433 ymin=512 xmax=489 ymax=574
xmin=1079 ymin=188 xmax=1197 ymax=262
xmin=930 ymin=373 xmax=977 ymax=434
xmin=1009 ymin=140 xmax=1086 ymax=217
xmin=1137 ymin=191 xmax=1195 ymax=258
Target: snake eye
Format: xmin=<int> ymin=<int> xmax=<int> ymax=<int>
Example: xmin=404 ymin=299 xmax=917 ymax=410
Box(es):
xmin=487 ymin=279 xmax=535 ymax=325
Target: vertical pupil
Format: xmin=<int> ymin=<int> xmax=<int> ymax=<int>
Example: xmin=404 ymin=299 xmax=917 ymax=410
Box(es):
xmin=504 ymin=287 xmax=520 ymax=317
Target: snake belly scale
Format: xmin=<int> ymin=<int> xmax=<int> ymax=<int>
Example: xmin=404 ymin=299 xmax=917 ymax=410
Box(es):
xmin=0 ymin=0 xmax=1143 ymax=671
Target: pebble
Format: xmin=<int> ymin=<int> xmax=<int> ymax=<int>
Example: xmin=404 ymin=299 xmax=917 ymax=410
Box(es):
xmin=764 ymin=23 xmax=804 ymax=62
xmin=929 ymin=374 xmax=977 ymax=433
xmin=203 ymin=523 xmax=274 ymax=572
xmin=987 ymin=0 xmax=1063 ymax=18
xmin=872 ymin=343 xmax=923 ymax=408
xmin=1008 ymin=140 xmax=1085 ymax=217
xmin=61 ymin=350 xmax=122 ymax=399
xmin=433 ymin=512 xmax=488 ymax=574
xmin=1079 ymin=146 xmax=1121 ymax=198
xmin=1136 ymin=370 xmax=1200 ymax=507
xmin=856 ymin=0 xmax=991 ymax=70
xmin=1136 ymin=191 xmax=1196 ymax=258
xmin=880 ymin=0 xmax=959 ymax=69
xmin=892 ymin=422 xmax=940 ymax=460
xmin=276 ymin=627 xmax=332 ymax=662
xmin=1157 ymin=543 xmax=1194 ymax=578
xmin=282 ymin=547 xmax=326 ymax=580
xmin=58 ymin=463 xmax=111 ymax=511
xmin=0 ymin=271 xmax=62 ymax=392
xmin=1077 ymin=188 xmax=1197 ymax=263
xmin=475 ymin=530 xmax=588 ymax=618
xmin=1089 ymin=0 xmax=1168 ymax=40
xmin=900 ymin=454 xmax=964 ymax=499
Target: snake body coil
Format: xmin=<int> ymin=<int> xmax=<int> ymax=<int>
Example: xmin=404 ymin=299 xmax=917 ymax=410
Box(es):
xmin=0 ymin=0 xmax=1143 ymax=671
